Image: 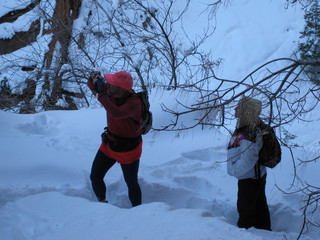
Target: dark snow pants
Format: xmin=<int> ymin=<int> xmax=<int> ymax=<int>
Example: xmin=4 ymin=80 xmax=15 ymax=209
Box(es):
xmin=90 ymin=149 xmax=142 ymax=207
xmin=237 ymin=174 xmax=271 ymax=231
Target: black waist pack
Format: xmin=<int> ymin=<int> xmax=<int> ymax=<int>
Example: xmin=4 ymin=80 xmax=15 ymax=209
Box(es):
xmin=101 ymin=128 xmax=142 ymax=153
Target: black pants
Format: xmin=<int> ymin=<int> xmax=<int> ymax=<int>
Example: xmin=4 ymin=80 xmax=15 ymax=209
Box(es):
xmin=237 ymin=174 xmax=271 ymax=230
xmin=90 ymin=150 xmax=142 ymax=207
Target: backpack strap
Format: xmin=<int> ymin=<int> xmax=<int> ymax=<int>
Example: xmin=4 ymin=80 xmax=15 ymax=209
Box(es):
xmin=254 ymin=163 xmax=261 ymax=179
xmin=104 ymin=127 xmax=141 ymax=142
xmin=101 ymin=127 xmax=142 ymax=152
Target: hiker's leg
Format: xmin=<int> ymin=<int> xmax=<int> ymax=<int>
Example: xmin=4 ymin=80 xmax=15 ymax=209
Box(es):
xmin=121 ymin=160 xmax=142 ymax=207
xmin=237 ymin=178 xmax=258 ymax=229
xmin=256 ymin=174 xmax=271 ymax=231
xmin=90 ymin=150 xmax=116 ymax=202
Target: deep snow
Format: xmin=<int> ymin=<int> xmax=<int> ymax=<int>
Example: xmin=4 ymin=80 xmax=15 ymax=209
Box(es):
xmin=1 ymin=0 xmax=320 ymax=240
xmin=0 ymin=95 xmax=320 ymax=240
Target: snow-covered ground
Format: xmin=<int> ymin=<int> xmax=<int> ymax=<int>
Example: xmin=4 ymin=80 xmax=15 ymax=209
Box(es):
xmin=1 ymin=92 xmax=320 ymax=240
xmin=1 ymin=0 xmax=320 ymax=240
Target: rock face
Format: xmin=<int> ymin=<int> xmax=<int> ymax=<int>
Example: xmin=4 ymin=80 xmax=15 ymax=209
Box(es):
xmin=0 ymin=0 xmax=85 ymax=113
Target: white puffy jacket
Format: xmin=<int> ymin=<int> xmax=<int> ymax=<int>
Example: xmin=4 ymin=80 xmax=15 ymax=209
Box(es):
xmin=227 ymin=130 xmax=266 ymax=180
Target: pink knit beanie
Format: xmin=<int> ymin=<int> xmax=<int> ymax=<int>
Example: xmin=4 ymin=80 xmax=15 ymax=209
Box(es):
xmin=104 ymin=71 xmax=133 ymax=91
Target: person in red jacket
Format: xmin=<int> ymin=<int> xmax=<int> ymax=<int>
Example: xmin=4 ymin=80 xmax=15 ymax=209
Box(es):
xmin=87 ymin=71 xmax=143 ymax=207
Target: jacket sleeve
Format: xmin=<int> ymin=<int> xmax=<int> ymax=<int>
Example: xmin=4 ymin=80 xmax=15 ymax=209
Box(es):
xmin=227 ymin=135 xmax=263 ymax=178
xmin=87 ymin=78 xmax=95 ymax=91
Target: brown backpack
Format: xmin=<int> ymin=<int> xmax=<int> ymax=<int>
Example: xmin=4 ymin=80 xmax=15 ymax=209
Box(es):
xmin=258 ymin=124 xmax=281 ymax=168
xmin=134 ymin=91 xmax=152 ymax=135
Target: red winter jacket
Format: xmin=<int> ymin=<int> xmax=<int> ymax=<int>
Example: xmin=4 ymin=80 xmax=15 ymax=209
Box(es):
xmin=88 ymin=79 xmax=143 ymax=164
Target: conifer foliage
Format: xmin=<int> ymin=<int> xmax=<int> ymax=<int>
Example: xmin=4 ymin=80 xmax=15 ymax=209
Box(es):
xmin=298 ymin=0 xmax=320 ymax=85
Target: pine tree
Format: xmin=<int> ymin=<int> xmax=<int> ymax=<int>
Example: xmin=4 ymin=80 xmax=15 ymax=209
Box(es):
xmin=298 ymin=0 xmax=320 ymax=85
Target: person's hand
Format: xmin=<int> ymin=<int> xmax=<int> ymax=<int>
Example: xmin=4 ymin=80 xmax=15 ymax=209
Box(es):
xmin=89 ymin=71 xmax=101 ymax=84
xmin=87 ymin=71 xmax=101 ymax=95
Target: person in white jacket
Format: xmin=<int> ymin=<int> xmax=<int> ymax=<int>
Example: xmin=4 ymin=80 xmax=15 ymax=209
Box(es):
xmin=227 ymin=97 xmax=271 ymax=231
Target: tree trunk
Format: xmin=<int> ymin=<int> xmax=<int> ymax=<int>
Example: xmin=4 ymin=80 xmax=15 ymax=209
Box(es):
xmin=0 ymin=0 xmax=83 ymax=112
xmin=42 ymin=0 xmax=82 ymax=110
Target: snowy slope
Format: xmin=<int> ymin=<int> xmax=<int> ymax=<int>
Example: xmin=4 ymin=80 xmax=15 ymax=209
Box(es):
xmin=1 ymin=92 xmax=320 ymax=240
